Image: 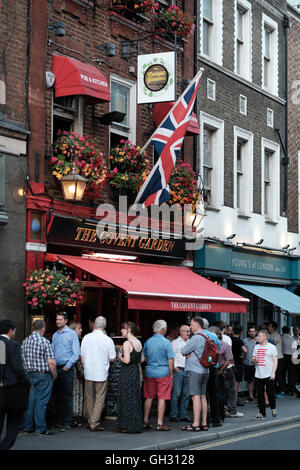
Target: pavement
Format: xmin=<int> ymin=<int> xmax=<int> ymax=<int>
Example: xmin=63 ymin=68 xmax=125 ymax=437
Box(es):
xmin=10 ymin=394 xmax=300 ymax=451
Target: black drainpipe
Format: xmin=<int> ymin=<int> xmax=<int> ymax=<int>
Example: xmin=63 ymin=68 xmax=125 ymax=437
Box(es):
xmin=282 ymin=15 xmax=291 ymax=215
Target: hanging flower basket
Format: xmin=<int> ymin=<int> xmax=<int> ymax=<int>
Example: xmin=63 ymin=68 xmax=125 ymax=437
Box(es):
xmin=157 ymin=5 xmax=195 ymax=39
xmin=23 ymin=268 xmax=84 ymax=309
xmin=107 ymin=139 xmax=151 ymax=203
xmin=110 ymin=0 xmax=159 ymax=14
xmin=50 ymin=130 xmax=107 ymax=199
xmin=168 ymin=160 xmax=201 ymax=207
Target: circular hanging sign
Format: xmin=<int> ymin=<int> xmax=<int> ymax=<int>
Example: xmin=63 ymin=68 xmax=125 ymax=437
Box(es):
xmin=144 ymin=64 xmax=169 ymax=92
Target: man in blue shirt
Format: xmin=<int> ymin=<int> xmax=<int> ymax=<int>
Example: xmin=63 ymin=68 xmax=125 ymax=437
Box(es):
xmin=142 ymin=319 xmax=174 ymax=431
xmin=52 ymin=312 xmax=80 ymax=431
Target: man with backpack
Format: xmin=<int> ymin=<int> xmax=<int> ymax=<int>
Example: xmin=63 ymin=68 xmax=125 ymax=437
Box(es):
xmin=181 ymin=317 xmax=210 ymax=431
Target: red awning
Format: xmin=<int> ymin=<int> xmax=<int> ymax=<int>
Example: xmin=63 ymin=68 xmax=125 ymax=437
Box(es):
xmin=52 ymin=55 xmax=110 ymax=103
xmin=53 ymin=254 xmax=249 ymax=313
xmin=153 ymin=102 xmax=200 ymax=135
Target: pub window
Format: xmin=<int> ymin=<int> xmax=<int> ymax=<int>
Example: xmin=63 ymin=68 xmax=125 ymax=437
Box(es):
xmin=235 ymin=0 xmax=251 ymax=81
xmin=236 ymin=140 xmax=243 ymax=210
xmin=109 ymin=75 xmax=136 ymax=154
xmin=264 ymin=150 xmax=272 ymax=217
xmin=52 ymin=95 xmax=83 ymax=143
xmin=0 ymin=154 xmax=5 ymax=206
xmin=262 ymin=14 xmax=278 ymax=95
xmin=202 ymin=0 xmax=213 ymax=57
xmin=203 ymin=127 xmax=214 ymax=203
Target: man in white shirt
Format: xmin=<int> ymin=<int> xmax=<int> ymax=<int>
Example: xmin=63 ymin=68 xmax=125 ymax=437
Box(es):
xmin=252 ymin=329 xmax=278 ymax=420
xmin=169 ymin=325 xmax=191 ymax=422
xmin=81 ymin=316 xmax=116 ymax=431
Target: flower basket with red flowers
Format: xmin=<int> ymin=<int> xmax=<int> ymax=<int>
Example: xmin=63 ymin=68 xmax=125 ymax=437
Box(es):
xmin=168 ymin=160 xmax=201 ymax=207
xmin=50 ymin=131 xmax=107 ymax=199
xmin=107 ymin=139 xmax=151 ymax=203
xmin=158 ymin=5 xmax=195 ymax=39
xmin=23 ymin=268 xmax=84 ymax=309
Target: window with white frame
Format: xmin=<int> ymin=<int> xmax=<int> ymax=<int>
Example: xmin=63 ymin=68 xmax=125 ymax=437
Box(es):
xmin=200 ymin=112 xmax=224 ymax=210
xmin=267 ymin=108 xmax=274 ymax=128
xmin=262 ymin=14 xmax=279 ymax=95
xmin=201 ymin=0 xmax=223 ymax=65
xmin=240 ymin=95 xmax=247 ymax=115
xmin=261 ymin=138 xmax=280 ymax=221
xmin=203 ymin=128 xmax=213 ymax=203
xmin=207 ymin=78 xmax=216 ymax=101
xmin=52 ymin=95 xmax=83 ymax=142
xmin=110 ymin=75 xmax=136 ymax=151
xmin=234 ymin=127 xmax=253 ymax=216
xmin=235 ymin=0 xmax=252 ymax=80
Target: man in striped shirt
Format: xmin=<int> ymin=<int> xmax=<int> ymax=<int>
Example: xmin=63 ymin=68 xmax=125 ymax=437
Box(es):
xmin=252 ymin=329 xmax=278 ymax=420
xmin=21 ymin=320 xmax=56 ymax=435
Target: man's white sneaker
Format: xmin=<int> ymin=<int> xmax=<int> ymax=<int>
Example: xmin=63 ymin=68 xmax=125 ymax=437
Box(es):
xmin=252 ymin=413 xmax=266 ymax=420
xmin=228 ymin=412 xmax=244 ymax=418
xmin=271 ymin=409 xmax=277 ymax=418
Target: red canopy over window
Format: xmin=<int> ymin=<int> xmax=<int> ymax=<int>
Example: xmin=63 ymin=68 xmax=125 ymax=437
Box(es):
xmin=153 ymin=102 xmax=200 ymax=135
xmin=52 ymin=254 xmax=249 ymax=313
xmin=52 ymin=55 xmax=111 ymax=103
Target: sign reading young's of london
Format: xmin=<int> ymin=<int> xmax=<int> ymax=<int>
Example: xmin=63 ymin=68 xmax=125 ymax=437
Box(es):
xmin=137 ymin=52 xmax=175 ymax=104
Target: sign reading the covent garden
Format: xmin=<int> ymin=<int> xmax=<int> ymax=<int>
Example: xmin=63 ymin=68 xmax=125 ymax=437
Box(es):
xmin=137 ymin=52 xmax=175 ymax=104
xmin=47 ymin=215 xmax=186 ymax=260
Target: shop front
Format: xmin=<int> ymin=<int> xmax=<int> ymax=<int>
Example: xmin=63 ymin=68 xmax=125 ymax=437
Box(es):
xmin=41 ymin=213 xmax=249 ymax=340
xmin=194 ymin=240 xmax=300 ymax=331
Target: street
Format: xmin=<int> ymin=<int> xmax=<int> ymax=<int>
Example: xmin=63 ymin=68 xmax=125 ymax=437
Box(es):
xmin=186 ymin=422 xmax=300 ymax=451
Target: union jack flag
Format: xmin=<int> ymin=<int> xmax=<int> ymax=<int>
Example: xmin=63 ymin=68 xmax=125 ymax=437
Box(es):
xmin=133 ymin=69 xmax=203 ymax=207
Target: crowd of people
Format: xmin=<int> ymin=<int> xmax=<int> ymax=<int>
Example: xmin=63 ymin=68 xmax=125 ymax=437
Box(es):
xmin=1 ymin=313 xmax=300 ymax=449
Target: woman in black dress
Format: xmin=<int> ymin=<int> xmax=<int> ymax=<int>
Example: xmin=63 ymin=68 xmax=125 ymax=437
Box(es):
xmin=117 ymin=322 xmax=143 ymax=433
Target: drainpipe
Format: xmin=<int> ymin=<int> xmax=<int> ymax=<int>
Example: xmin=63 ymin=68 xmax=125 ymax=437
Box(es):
xmin=282 ymin=15 xmax=291 ymax=216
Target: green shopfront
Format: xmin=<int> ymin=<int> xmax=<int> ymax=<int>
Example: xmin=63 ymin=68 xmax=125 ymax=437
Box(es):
xmin=194 ymin=241 xmax=300 ymax=331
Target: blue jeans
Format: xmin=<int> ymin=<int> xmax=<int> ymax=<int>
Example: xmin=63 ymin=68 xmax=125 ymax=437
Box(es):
xmin=170 ymin=370 xmax=190 ymax=419
xmin=23 ymin=372 xmax=53 ymax=433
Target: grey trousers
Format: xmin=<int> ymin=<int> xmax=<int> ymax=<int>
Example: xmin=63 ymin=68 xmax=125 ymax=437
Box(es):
xmin=223 ymin=368 xmax=237 ymax=415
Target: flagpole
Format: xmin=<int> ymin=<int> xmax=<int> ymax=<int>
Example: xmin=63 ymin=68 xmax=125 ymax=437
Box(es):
xmin=140 ymin=67 xmax=204 ymax=154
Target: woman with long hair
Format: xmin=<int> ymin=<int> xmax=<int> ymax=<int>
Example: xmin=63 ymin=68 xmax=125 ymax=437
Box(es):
xmin=117 ymin=321 xmax=143 ymax=433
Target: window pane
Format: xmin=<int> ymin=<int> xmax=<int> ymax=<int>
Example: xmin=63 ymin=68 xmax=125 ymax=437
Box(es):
xmin=203 ymin=128 xmax=213 ymax=166
xmin=237 ymin=10 xmax=243 ymax=41
xmin=264 ymin=151 xmax=271 ymax=181
xmin=203 ymin=20 xmax=210 ymax=56
xmin=203 ymin=166 xmax=211 ymax=189
xmin=203 ymin=0 xmax=212 ymax=21
xmin=111 ymin=82 xmax=129 ymax=126
xmin=264 ymin=58 xmax=269 ymax=88
xmin=264 ymin=29 xmax=270 ymax=58
xmin=264 ymin=182 xmax=270 ymax=215
xmin=237 ymin=174 xmax=242 ymax=209
xmin=237 ymin=142 xmax=243 ymax=172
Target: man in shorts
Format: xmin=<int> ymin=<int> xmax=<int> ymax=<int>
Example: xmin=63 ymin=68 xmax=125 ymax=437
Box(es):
xmin=142 ymin=319 xmax=174 ymax=431
xmin=181 ymin=317 xmax=209 ymax=431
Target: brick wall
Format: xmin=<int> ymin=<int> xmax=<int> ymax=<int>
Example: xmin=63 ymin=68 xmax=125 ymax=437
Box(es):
xmin=197 ymin=0 xmax=286 ymax=215
xmin=25 ymin=0 xmax=190 ymax=206
xmin=287 ymin=6 xmax=300 ymax=233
